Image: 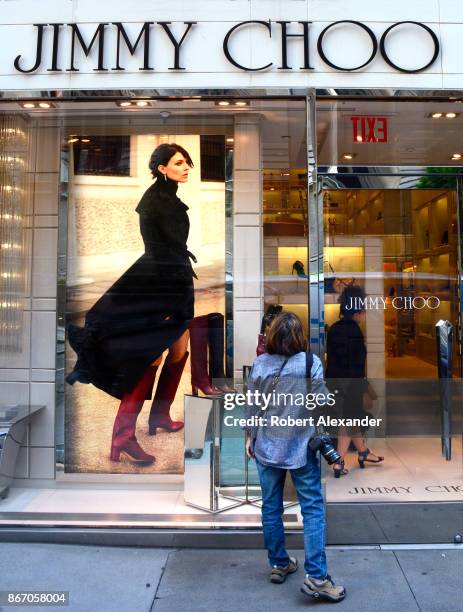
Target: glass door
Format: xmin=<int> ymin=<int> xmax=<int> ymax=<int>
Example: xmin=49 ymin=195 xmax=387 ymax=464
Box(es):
xmin=320 ymin=172 xmax=463 ymax=544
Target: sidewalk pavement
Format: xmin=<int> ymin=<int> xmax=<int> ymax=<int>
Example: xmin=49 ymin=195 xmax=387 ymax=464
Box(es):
xmin=1 ymin=544 xmax=462 ymax=612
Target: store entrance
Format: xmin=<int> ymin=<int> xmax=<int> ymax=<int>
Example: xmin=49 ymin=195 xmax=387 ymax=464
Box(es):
xmin=320 ymin=174 xmax=463 ymax=544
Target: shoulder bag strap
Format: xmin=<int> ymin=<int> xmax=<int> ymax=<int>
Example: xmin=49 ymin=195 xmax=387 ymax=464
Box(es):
xmin=306 ymin=350 xmax=313 ymax=392
xmin=270 ymin=358 xmax=289 ymax=392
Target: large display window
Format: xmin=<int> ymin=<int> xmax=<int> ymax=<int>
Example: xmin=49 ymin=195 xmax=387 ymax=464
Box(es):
xmin=1 ymin=92 xmax=461 ymax=542
xmin=52 ymin=97 xmax=309 ymax=477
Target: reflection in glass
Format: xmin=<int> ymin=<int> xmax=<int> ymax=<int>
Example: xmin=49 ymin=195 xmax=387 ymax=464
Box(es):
xmin=322 ymin=181 xmax=462 ymax=504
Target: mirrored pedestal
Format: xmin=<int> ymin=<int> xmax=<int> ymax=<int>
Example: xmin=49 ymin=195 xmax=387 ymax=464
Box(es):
xmin=184 ymin=395 xmax=246 ymax=514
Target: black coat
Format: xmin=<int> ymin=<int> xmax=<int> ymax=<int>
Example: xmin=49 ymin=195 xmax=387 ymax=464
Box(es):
xmin=325 ymin=318 xmax=368 ymax=419
xmin=66 ymin=177 xmax=197 ymax=399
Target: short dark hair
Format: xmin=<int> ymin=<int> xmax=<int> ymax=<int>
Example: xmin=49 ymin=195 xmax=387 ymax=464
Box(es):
xmin=148 ymin=143 xmax=194 ymax=180
xmin=339 ymin=284 xmax=366 ymax=318
xmin=266 ymin=312 xmax=307 ymax=356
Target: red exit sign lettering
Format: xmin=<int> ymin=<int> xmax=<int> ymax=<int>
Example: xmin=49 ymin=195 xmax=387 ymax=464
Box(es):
xmin=351 ymin=116 xmax=388 ymax=143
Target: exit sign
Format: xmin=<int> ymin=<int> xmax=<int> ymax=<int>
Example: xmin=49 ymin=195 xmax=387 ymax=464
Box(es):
xmin=351 ymin=116 xmax=388 ymax=143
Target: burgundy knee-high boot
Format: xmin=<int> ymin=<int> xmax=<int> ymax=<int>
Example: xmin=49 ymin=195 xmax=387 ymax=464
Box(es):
xmin=189 ymin=315 xmax=222 ymax=396
xmin=148 ymin=352 xmax=188 ymax=435
xmin=110 ymin=365 xmax=157 ymax=463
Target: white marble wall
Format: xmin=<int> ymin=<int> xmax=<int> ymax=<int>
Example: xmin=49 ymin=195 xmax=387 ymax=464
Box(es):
xmin=1 ymin=123 xmax=60 ymax=482
xmin=233 ymin=115 xmax=263 ymax=378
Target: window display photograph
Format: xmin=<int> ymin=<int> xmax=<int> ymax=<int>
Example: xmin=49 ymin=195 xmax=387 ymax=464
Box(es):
xmin=59 ymin=98 xmax=307 ymax=476
xmin=63 ymin=121 xmax=228 ymax=474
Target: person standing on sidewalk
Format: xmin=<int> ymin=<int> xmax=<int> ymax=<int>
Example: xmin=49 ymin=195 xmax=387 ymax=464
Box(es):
xmin=245 ymin=312 xmax=346 ymax=603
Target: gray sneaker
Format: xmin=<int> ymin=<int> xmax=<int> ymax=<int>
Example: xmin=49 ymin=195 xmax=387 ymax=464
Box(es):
xmin=270 ymin=556 xmax=298 ymax=584
xmin=301 ymin=574 xmax=346 ymax=602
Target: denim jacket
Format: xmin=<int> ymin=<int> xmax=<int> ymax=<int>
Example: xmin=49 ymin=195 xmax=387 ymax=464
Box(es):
xmin=246 ymin=352 xmax=327 ymax=469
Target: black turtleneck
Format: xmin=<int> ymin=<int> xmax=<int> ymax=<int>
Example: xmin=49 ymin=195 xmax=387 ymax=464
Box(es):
xmin=134 ymin=176 xmax=196 ymax=279
xmin=155 ymin=175 xmax=179 ymax=196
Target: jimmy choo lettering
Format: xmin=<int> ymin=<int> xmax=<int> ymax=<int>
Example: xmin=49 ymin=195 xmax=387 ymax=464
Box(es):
xmin=13 ymin=19 xmax=440 ymax=75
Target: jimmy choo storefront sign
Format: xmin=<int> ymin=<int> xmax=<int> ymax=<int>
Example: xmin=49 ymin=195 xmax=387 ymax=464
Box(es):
xmin=13 ymin=20 xmax=440 ymax=75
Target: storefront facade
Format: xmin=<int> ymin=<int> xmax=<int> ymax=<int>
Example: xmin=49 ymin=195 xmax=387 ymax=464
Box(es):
xmin=1 ymin=0 xmax=462 ymax=544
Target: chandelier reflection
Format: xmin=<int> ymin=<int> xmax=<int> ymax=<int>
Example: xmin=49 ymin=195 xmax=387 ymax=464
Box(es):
xmin=0 ymin=115 xmax=29 ymax=352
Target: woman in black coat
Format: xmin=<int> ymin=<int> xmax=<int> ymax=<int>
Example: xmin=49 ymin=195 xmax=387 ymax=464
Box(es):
xmin=67 ymin=143 xmax=197 ymax=465
xmin=326 ymin=285 xmax=384 ymax=478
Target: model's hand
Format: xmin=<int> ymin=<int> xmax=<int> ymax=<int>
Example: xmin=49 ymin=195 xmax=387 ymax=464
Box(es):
xmin=246 ymin=436 xmax=255 ymax=460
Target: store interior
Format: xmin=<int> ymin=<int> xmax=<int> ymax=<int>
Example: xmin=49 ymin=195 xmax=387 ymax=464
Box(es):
xmin=262 ymin=97 xmax=463 ymax=504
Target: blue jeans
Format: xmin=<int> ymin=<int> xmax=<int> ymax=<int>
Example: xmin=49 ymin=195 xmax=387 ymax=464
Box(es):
xmin=256 ymin=448 xmax=327 ymax=579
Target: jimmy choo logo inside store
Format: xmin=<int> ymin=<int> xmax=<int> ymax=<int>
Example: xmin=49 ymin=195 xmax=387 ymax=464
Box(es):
xmin=349 ymin=485 xmax=463 ymax=495
xmin=13 ymin=20 xmax=440 ymax=75
xmin=346 ymin=296 xmax=441 ymax=311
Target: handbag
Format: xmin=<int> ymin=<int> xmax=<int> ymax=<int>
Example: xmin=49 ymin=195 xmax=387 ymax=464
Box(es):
xmin=256 ymin=304 xmax=282 ymax=356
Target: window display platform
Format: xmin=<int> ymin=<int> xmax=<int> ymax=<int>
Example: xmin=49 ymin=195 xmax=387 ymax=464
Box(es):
xmin=0 ymin=487 xmax=299 ymax=529
xmin=0 ymin=436 xmax=460 ymax=530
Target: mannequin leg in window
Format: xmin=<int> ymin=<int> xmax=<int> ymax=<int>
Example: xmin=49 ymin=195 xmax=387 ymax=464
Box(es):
xmin=148 ymin=329 xmax=189 ymax=435
xmin=189 ymin=314 xmax=222 ymax=396
xmin=207 ymin=312 xmax=234 ymax=393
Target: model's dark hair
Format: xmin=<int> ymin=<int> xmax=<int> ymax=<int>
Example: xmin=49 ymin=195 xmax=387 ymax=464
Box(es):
xmin=266 ymin=312 xmax=307 ymax=357
xmin=339 ymin=284 xmax=366 ymax=318
xmin=148 ymin=143 xmax=193 ymax=180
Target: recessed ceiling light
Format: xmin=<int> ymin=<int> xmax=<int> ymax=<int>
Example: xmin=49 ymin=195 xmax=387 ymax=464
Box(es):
xmin=136 ymin=101 xmax=149 ymax=107
xmin=68 ymin=138 xmax=79 ymax=144
xmin=431 ymin=112 xmax=443 ymax=118
xmin=81 ymin=138 xmax=90 ymax=143
xmin=234 ymin=101 xmax=248 ymax=107
xmin=20 ymin=101 xmax=55 ymax=109
xmin=217 ymin=101 xmax=230 ymax=106
xmin=226 ymin=138 xmax=234 ymax=143
xmin=451 ymin=153 xmax=462 ymax=160
xmin=446 ymin=112 xmax=458 ymax=119
xmin=342 ymin=153 xmax=355 ymax=160
xmin=117 ymin=101 xmax=132 ymax=107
